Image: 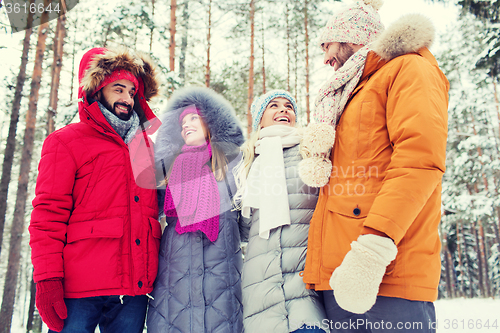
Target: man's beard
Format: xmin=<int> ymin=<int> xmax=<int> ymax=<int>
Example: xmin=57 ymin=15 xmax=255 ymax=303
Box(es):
xmin=337 ymin=43 xmax=356 ymax=69
xmin=99 ymin=95 xmax=133 ymax=121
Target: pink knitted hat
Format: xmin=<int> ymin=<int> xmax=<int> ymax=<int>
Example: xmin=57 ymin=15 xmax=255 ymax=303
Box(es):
xmin=179 ymin=105 xmax=200 ymax=125
xmin=93 ymin=69 xmax=139 ymax=96
xmin=319 ymin=0 xmax=384 ymax=47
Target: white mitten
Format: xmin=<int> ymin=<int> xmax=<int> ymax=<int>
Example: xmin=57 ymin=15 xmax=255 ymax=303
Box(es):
xmin=329 ymin=234 xmax=397 ymax=314
xmin=298 ymin=123 xmax=336 ymax=187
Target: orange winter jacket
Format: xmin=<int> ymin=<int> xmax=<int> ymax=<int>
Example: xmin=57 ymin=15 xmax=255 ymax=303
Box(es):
xmin=303 ymin=45 xmax=449 ymax=302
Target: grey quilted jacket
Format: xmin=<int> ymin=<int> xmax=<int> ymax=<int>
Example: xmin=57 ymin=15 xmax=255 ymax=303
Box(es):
xmin=241 ymin=144 xmax=328 ymax=333
xmin=147 ymin=157 xmax=243 ymax=333
xmin=146 ymin=87 xmax=244 ymax=333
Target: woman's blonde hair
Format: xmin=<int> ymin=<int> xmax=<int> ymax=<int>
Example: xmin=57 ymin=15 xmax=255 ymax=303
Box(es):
xmin=232 ymin=127 xmax=261 ymax=208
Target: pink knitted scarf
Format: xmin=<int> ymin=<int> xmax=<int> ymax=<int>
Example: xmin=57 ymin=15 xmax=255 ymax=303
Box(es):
xmin=164 ymin=143 xmax=220 ymax=242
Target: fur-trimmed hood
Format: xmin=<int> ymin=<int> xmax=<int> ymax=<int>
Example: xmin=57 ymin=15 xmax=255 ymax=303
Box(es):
xmin=371 ymin=13 xmax=435 ymax=61
xmin=78 ymin=47 xmax=159 ymax=101
xmin=155 ymin=86 xmax=244 ymax=174
xmin=77 ymin=47 xmax=160 ymax=131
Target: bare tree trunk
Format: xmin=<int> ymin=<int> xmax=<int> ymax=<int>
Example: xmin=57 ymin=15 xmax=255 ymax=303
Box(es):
xmin=0 ymin=9 xmax=49 ymax=332
xmin=205 ymin=0 xmax=212 ymax=87
xmin=285 ymin=3 xmax=290 ymax=92
xmin=444 ymin=246 xmax=455 ymax=298
xmin=47 ymin=11 xmax=67 ymax=136
xmin=26 ymin=278 xmax=41 ymax=333
xmin=473 ymin=219 xmax=485 ymax=297
xmin=294 ymin=38 xmax=298 ymax=104
xmin=150 ymin=0 xmax=155 ymax=52
xmin=102 ymin=24 xmax=111 ymax=47
xmin=478 ymin=221 xmax=491 ymax=297
xmin=169 ymin=0 xmax=177 ymax=72
xmin=179 ymin=0 xmax=189 ymax=85
xmin=261 ymin=12 xmax=265 ymax=94
xmin=464 ymin=224 xmax=475 ymax=298
xmin=69 ymin=17 xmax=77 ymax=101
xmin=440 ymin=222 xmax=455 ymax=299
xmin=456 ymin=222 xmax=464 ymax=297
xmin=304 ymin=0 xmax=310 ymax=124
xmin=493 ymin=81 xmax=500 ymax=137
xmin=247 ymin=0 xmax=255 ymax=136
xmin=0 ymin=2 xmax=34 ymax=257
xmin=494 ymin=207 xmax=500 ymax=247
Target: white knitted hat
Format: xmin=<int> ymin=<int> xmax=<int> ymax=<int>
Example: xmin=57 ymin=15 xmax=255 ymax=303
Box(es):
xmin=319 ymin=0 xmax=384 ymax=47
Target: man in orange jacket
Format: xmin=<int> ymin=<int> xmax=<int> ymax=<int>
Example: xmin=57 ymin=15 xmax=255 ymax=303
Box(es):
xmin=299 ymin=0 xmax=449 ymax=332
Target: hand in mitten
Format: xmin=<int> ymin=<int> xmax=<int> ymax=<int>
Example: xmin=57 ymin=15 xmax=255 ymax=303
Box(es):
xmin=329 ymin=234 xmax=397 ymax=314
xmin=36 ymin=278 xmax=67 ymax=332
xmin=298 ymin=123 xmax=336 ymax=187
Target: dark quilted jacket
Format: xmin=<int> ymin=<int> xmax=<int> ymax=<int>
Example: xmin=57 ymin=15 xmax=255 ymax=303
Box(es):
xmin=147 ymin=156 xmax=243 ymax=333
xmin=146 ymin=86 xmax=244 ymax=333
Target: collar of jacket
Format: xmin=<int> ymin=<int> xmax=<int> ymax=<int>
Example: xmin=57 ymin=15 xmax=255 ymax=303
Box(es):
xmin=351 ymin=46 xmax=438 ymax=100
xmin=348 ymin=13 xmax=438 ymax=99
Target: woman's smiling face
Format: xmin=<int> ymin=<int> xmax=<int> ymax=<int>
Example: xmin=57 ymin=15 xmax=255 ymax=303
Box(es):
xmin=181 ymin=113 xmax=208 ymax=146
xmin=260 ymin=97 xmax=296 ymax=128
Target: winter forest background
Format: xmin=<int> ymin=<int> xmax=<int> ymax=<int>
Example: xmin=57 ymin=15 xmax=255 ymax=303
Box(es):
xmin=0 ymin=0 xmax=499 ymax=332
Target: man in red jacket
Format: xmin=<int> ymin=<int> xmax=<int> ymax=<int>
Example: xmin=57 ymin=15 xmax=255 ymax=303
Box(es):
xmin=29 ymin=47 xmax=162 ymax=332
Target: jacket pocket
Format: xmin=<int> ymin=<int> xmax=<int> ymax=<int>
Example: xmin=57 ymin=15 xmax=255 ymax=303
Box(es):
xmin=321 ymin=194 xmax=377 ymax=270
xmin=324 ymin=193 xmax=396 ymax=275
xmin=64 ymin=218 xmax=124 ymax=293
xmin=147 ymin=217 xmax=162 ymax=284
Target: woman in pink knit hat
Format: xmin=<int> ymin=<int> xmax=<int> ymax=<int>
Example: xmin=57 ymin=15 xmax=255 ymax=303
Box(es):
xmin=147 ymin=86 xmax=244 ymax=333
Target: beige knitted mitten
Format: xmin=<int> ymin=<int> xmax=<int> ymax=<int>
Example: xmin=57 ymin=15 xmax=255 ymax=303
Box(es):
xmin=329 ymin=234 xmax=398 ymax=314
xmin=298 ymin=123 xmax=336 ymax=187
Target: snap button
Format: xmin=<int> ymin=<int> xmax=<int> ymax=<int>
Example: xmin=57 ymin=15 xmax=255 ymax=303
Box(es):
xmin=134 ymin=196 xmax=139 ymax=202
xmin=138 ymin=281 xmax=143 ymax=288
xmin=196 ymin=236 xmax=201 ymax=243
xmin=353 ymin=207 xmax=361 ymax=216
xmin=135 ymin=239 xmax=140 ymax=245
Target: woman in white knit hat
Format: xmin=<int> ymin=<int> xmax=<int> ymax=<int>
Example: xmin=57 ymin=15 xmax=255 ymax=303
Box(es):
xmin=234 ymin=90 xmax=328 ymax=333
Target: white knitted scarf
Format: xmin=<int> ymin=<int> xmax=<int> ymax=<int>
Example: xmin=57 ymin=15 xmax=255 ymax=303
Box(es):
xmin=314 ymin=46 xmax=370 ymax=126
xmin=241 ymin=125 xmax=302 ymax=239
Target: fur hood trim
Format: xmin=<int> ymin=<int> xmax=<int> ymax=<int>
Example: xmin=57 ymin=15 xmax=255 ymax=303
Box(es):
xmin=372 ymin=13 xmax=435 ymax=61
xmin=80 ymin=47 xmax=159 ymax=101
xmin=155 ymin=86 xmax=244 ymax=171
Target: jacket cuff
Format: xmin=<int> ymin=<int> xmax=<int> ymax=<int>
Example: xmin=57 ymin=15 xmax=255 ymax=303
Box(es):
xmin=361 ymin=226 xmax=391 ymax=239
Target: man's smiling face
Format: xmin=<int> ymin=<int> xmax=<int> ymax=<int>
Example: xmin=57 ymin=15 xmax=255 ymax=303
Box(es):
xmin=322 ymin=42 xmax=357 ymax=71
xmin=99 ymin=79 xmax=136 ymax=120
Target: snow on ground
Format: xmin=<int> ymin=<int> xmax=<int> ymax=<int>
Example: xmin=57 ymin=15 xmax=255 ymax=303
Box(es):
xmin=9 ymin=297 xmax=500 ymax=332
xmin=435 ymin=298 xmax=500 ymax=333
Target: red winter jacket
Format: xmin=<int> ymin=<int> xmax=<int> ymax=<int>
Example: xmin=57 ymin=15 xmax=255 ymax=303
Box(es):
xmin=29 ymin=48 xmax=161 ymax=298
